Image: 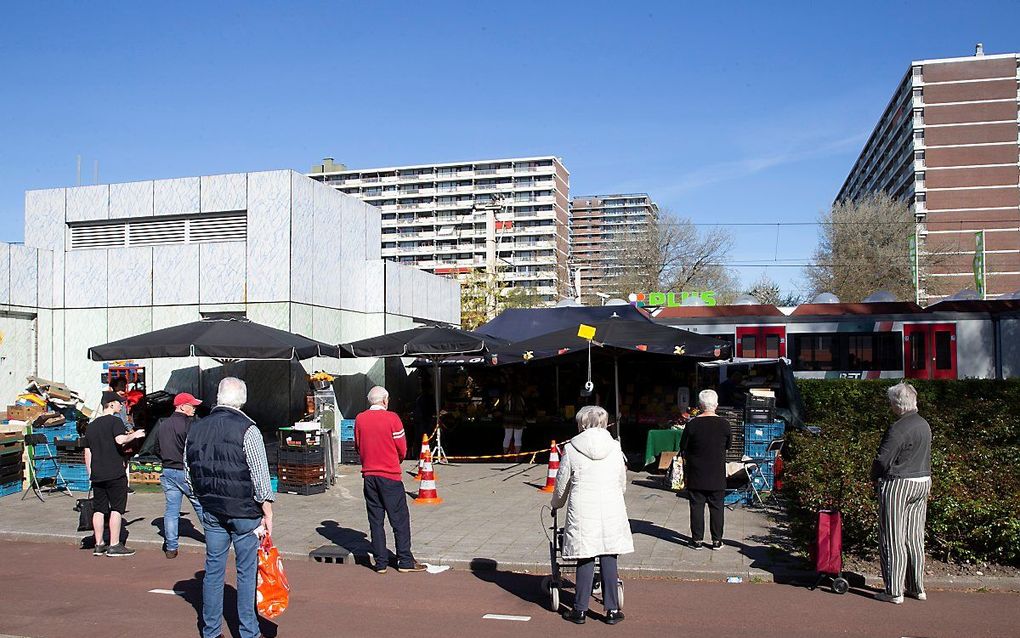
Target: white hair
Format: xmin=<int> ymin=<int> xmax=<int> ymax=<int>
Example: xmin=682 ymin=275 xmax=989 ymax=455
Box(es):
xmin=698 ymin=389 xmax=719 ymax=411
xmin=217 ymin=377 xmax=247 ymax=409
xmin=887 ymin=382 xmax=918 ymax=415
xmin=576 ymin=405 xmax=609 ymax=431
xmin=367 ymin=385 xmax=389 ymax=406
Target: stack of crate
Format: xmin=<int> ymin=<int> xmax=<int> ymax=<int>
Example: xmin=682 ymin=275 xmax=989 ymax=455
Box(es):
xmin=716 ymin=407 xmax=745 ymax=463
xmin=338 ymin=419 xmax=358 ymax=465
xmin=742 ymin=421 xmax=785 ymax=504
xmin=264 ymin=437 xmax=279 ymax=493
xmin=34 ymin=420 xmax=88 ymax=492
xmin=55 ymin=438 xmax=90 ymax=491
xmin=277 ymin=429 xmax=326 ymax=495
xmin=0 ymin=434 xmax=25 ymax=497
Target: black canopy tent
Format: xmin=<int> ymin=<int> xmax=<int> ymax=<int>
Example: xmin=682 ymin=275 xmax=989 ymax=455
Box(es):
xmin=475 ymin=304 xmax=651 ymax=342
xmin=88 ymin=317 xmax=341 ymax=361
xmin=339 ymin=326 xmax=509 ymax=462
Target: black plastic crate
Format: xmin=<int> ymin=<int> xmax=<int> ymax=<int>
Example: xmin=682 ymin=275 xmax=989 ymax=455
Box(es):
xmin=279 ymin=448 xmax=325 ymax=466
xmin=745 ymin=395 xmax=776 ymax=410
xmin=744 ymin=407 xmax=776 ymax=423
xmin=279 ymin=429 xmax=324 ymax=449
xmin=276 ymin=481 xmax=326 ymax=496
xmin=340 ymin=450 xmax=361 ymax=465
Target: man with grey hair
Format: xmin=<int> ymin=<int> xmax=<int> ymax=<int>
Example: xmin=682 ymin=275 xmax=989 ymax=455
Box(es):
xmin=355 ymin=385 xmax=425 ymax=573
xmin=871 ymin=381 xmax=932 ymax=604
xmin=186 ymin=377 xmax=275 ymax=638
xmin=680 ymin=389 xmax=731 ymax=550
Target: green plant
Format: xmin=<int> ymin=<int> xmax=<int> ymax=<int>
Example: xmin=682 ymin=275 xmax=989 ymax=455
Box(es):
xmin=784 ymin=379 xmax=1020 ymax=566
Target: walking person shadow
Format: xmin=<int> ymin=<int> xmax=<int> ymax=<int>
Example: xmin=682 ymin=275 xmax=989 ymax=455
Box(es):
xmin=173 ymin=571 xmax=278 ymax=638
xmin=152 ymin=512 xmax=206 ymax=545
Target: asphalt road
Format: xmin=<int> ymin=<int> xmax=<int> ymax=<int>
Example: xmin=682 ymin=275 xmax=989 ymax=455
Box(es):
xmin=0 ymin=540 xmax=1016 ymax=638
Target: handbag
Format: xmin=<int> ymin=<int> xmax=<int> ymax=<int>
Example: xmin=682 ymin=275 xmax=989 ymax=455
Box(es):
xmin=75 ymin=490 xmax=94 ymax=531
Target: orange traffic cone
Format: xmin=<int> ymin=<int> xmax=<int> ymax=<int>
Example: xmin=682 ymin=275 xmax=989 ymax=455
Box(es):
xmin=540 ymin=440 xmax=559 ymax=492
xmin=415 ymin=434 xmax=431 ymax=481
xmin=413 ymin=449 xmax=443 ymax=505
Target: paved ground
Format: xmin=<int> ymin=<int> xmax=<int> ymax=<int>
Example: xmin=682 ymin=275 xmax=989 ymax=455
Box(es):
xmin=2 ymin=461 xmax=792 ymax=579
xmin=1 ymin=539 xmax=1017 ymax=638
xmin=0 ymin=461 xmax=1014 ymax=591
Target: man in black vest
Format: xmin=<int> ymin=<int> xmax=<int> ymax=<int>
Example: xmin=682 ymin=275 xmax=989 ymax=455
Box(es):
xmin=186 ymin=377 xmax=274 ymax=638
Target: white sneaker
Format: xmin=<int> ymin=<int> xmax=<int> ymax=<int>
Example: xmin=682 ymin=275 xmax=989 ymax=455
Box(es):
xmin=874 ymin=592 xmax=904 ymax=604
xmin=905 ymin=591 xmax=926 ymax=601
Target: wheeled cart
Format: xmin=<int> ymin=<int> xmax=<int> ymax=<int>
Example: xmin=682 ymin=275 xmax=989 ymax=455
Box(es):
xmin=809 ymin=509 xmax=849 ymax=594
xmin=540 ymin=508 xmax=624 ymax=612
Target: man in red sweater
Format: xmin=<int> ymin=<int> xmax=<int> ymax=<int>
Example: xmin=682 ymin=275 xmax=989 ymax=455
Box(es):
xmin=355 ymin=386 xmax=425 ymax=574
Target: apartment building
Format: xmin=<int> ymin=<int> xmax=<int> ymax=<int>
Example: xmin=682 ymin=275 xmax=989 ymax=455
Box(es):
xmin=569 ymin=194 xmax=658 ymax=298
xmin=309 ymin=156 xmax=570 ymax=304
xmin=836 ymin=45 xmax=1020 ymax=300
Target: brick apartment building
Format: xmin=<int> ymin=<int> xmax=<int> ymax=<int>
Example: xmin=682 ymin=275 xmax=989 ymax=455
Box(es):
xmin=569 ymin=194 xmax=658 ymax=299
xmin=836 ymin=45 xmax=1020 ymax=300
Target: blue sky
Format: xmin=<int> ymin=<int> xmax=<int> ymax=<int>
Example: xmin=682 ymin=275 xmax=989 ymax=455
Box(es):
xmin=2 ymin=1 xmax=1017 ymax=295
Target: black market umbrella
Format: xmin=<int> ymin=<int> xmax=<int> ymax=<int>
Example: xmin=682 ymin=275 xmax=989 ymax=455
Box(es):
xmin=488 ymin=319 xmax=730 ymax=447
xmin=88 ymin=317 xmax=341 ymax=361
xmin=489 ymin=319 xmax=730 ymax=365
xmin=339 ymin=326 xmax=509 ymax=463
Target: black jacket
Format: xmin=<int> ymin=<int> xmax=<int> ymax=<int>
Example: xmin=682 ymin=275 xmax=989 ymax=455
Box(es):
xmin=155 ymin=411 xmax=193 ymax=470
xmin=680 ymin=415 xmax=732 ymax=491
xmin=871 ymin=411 xmax=932 ymax=481
xmin=186 ymin=406 xmax=261 ymax=519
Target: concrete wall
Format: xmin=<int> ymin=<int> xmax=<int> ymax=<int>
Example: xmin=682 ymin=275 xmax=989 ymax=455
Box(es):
xmin=14 ymin=170 xmax=461 ymax=422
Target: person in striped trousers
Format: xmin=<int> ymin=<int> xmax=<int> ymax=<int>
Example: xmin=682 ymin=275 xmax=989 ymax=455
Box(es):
xmin=870 ymin=382 xmax=932 ymax=604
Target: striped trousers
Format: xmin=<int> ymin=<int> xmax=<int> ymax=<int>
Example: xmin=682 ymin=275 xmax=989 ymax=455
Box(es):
xmin=877 ymin=477 xmax=931 ymax=597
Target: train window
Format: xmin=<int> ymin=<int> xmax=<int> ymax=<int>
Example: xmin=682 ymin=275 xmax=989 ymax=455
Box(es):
xmin=765 ymin=334 xmax=781 ymax=358
xmin=793 ymin=332 xmax=903 ymax=371
xmin=934 ymin=331 xmax=952 ymax=370
xmin=909 ymin=333 xmax=926 ymax=371
xmin=741 ymin=335 xmax=756 ymax=355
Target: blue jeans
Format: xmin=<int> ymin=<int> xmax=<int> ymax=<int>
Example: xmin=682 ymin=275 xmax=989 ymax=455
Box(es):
xmin=201 ymin=512 xmax=262 ymax=638
xmin=160 ymin=468 xmax=204 ymax=551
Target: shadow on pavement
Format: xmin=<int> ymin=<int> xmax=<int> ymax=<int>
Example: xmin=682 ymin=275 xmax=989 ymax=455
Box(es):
xmin=79 ymin=515 xmax=142 ymax=548
xmin=151 ymin=513 xmax=206 ymax=546
xmin=316 ymin=520 xmax=374 ymax=568
xmin=173 ymin=571 xmax=278 ymax=638
xmin=629 ymin=518 xmax=690 ymax=546
xmin=470 ymin=558 xmax=553 ymax=610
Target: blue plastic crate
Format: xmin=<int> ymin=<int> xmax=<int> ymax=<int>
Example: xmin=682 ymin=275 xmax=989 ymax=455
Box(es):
xmin=744 ymin=421 xmax=785 ymax=444
xmin=724 ymin=490 xmax=743 ymax=505
xmin=271 ymin=476 xmax=279 ymax=493
xmin=339 ymin=430 xmax=355 ymax=442
xmin=34 ymin=443 xmax=58 ymax=458
xmin=37 ymin=423 xmax=78 ymax=443
xmin=66 ymin=479 xmax=90 ymax=492
xmin=0 ymin=480 xmax=23 ymax=498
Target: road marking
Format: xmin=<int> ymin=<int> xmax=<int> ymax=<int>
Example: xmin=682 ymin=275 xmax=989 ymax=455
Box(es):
xmin=483 ymin=614 xmax=531 ymax=622
xmin=148 ymin=588 xmax=186 ymax=596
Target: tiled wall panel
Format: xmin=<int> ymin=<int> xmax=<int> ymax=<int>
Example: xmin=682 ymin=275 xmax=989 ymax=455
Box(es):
xmin=290 ymin=173 xmax=315 ymax=304
xmin=154 ymin=177 xmax=201 ymax=216
xmin=110 ymin=181 xmax=154 ymax=219
xmin=199 ymin=243 xmax=246 ymax=304
xmin=64 ymin=250 xmax=108 ymax=309
xmin=247 ymin=171 xmax=290 ymax=302
xmin=153 ymin=244 xmax=200 ymax=306
xmin=66 ymin=185 xmax=109 ymax=222
xmin=107 ymin=247 xmax=153 ymax=307
xmin=201 ymin=173 xmax=247 ymax=213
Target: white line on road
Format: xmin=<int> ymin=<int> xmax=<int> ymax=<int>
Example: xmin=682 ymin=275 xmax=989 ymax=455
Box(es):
xmin=482 ymin=614 xmax=531 ymax=622
xmin=148 ymin=588 xmax=186 ymax=596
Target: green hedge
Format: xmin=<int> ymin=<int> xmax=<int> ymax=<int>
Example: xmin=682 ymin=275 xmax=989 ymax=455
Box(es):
xmin=784 ymin=379 xmax=1020 ymax=566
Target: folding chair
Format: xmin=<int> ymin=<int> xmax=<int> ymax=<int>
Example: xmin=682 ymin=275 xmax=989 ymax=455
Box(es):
xmin=22 ymin=433 xmax=72 ymax=501
xmin=741 ymin=438 xmax=784 ymax=508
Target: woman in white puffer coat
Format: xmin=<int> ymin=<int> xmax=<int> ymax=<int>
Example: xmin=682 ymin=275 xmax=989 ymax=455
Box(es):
xmin=550 ymin=405 xmax=634 ymax=625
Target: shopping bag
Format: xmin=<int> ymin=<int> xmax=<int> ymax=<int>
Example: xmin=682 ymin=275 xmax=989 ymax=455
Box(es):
xmin=74 ymin=492 xmax=94 ymax=531
xmin=812 ymin=510 xmax=843 ymax=575
xmin=256 ymin=534 xmax=289 ymax=619
xmin=668 ymin=455 xmax=685 ymax=491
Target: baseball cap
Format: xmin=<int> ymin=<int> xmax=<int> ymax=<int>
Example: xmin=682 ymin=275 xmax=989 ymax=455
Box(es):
xmin=174 ymin=392 xmax=202 ymax=407
xmin=101 ymin=391 xmax=122 ymax=406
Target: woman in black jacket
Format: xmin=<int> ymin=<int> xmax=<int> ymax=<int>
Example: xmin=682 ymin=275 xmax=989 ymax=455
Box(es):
xmin=680 ymin=389 xmax=731 ymax=550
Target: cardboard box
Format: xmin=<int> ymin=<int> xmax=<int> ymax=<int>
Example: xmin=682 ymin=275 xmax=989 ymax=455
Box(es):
xmin=7 ymin=404 xmax=45 ymax=423
xmin=657 ymin=451 xmax=678 ymax=471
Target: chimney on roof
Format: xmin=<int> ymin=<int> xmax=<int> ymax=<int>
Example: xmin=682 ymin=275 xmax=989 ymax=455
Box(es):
xmin=975 ymin=42 xmax=985 ymax=56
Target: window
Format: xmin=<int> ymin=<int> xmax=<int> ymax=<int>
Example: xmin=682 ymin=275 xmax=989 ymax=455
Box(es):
xmin=792 ymin=332 xmax=903 ymax=371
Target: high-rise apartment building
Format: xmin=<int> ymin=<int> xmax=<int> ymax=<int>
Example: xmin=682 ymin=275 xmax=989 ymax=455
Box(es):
xmin=569 ymin=194 xmax=658 ymax=298
xmin=836 ymin=45 xmax=1020 ymax=300
xmin=309 ymin=156 xmax=570 ymax=303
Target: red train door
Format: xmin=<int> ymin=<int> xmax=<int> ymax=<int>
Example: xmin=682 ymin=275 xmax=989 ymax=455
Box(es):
xmin=735 ymin=326 xmax=786 ymax=358
xmin=903 ymin=323 xmax=957 ymax=379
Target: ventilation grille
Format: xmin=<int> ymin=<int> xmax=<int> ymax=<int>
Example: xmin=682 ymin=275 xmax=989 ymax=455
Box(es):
xmin=69 ymin=212 xmax=247 ymax=250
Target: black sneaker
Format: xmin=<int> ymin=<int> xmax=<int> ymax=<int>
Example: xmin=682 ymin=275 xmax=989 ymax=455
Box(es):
xmin=127 ymin=487 xmax=135 ymax=494
xmin=604 ymin=610 xmax=625 ymax=625
xmin=710 ymin=540 xmax=724 ymax=550
xmin=373 ymin=563 xmax=388 ymax=574
xmin=562 ymin=608 xmax=586 ymax=624
xmin=688 ymin=539 xmax=704 ymax=550
xmin=93 ymin=543 xmax=108 ymax=556
xmin=106 ymin=544 xmax=136 ymax=557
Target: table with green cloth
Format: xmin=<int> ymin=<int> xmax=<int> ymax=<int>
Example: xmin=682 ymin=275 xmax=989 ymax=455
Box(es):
xmin=644 ymin=428 xmax=683 ymax=467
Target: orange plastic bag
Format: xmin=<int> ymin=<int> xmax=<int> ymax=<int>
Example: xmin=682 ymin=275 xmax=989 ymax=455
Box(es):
xmin=256 ymin=534 xmax=289 ymax=619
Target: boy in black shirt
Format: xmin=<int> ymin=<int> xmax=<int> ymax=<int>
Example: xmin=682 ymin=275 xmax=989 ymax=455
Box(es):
xmin=84 ymin=391 xmax=146 ymax=557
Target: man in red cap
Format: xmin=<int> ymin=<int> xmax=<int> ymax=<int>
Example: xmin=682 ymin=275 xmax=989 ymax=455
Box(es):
xmin=155 ymin=392 xmax=205 ymax=558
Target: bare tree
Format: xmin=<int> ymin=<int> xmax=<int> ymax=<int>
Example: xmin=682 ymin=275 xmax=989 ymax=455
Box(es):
xmin=805 ymin=192 xmax=946 ymax=302
xmin=459 ymin=266 xmax=541 ymax=330
xmin=603 ymin=210 xmax=739 ymax=300
xmin=745 ymin=273 xmax=805 ymax=306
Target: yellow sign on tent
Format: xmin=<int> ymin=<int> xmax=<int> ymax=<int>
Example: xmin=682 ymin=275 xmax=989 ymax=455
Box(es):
xmin=577 ymin=324 xmax=596 ymax=340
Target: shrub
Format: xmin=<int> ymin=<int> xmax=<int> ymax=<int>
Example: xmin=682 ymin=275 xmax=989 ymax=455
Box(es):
xmin=784 ymin=379 xmax=1020 ymax=566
